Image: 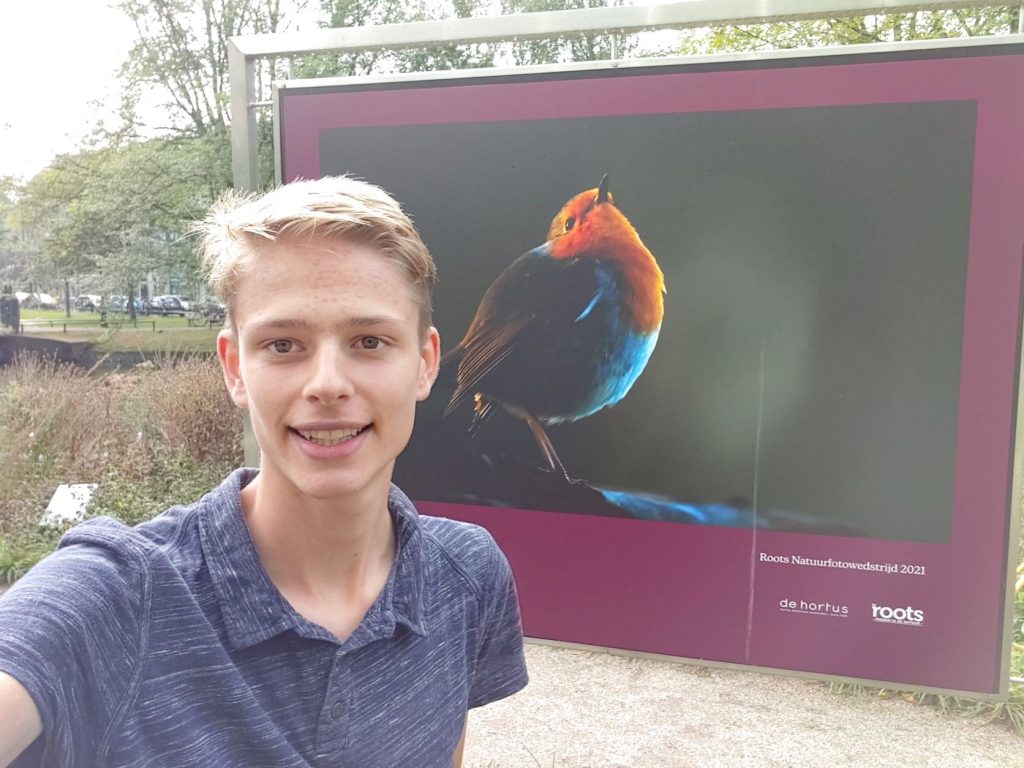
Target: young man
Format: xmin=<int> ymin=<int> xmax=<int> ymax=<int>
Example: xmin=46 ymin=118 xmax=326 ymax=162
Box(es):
xmin=0 ymin=177 xmax=528 ymax=767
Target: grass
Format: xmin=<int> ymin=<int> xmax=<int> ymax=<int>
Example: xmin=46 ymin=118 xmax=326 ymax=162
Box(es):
xmin=91 ymin=327 xmax=220 ymax=354
xmin=13 ymin=308 xmax=220 ymax=354
xmin=826 ymin=677 xmax=1024 ymax=737
xmin=19 ymin=308 xmax=211 ymax=328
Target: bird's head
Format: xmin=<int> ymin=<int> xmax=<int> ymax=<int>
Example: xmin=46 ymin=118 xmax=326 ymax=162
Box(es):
xmin=546 ymin=175 xmax=640 ymax=261
xmin=545 ymin=175 xmax=665 ymax=331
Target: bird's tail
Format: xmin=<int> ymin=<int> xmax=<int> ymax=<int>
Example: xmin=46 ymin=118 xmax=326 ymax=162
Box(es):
xmin=437 ymin=346 xmax=495 ymax=433
xmin=468 ymin=394 xmax=495 ymax=434
xmin=436 ymin=346 xmax=465 ymax=418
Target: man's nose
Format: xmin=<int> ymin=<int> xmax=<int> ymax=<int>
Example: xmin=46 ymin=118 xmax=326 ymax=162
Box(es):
xmin=303 ymin=345 xmax=356 ymax=402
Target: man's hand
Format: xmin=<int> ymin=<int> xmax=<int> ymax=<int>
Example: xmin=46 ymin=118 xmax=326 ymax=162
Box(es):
xmin=0 ymin=671 xmax=42 ymax=767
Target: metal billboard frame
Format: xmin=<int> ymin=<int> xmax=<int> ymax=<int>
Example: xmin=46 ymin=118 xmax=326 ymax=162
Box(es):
xmin=228 ymin=1 xmax=1023 ymax=697
xmin=228 ymin=0 xmax=1020 ymax=191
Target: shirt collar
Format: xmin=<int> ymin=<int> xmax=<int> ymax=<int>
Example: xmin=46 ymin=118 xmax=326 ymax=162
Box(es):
xmin=199 ymin=469 xmax=427 ymax=650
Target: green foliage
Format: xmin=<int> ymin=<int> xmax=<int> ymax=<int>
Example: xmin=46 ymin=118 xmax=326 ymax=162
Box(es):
xmin=680 ymin=7 xmax=1020 ymax=55
xmin=295 ymin=0 xmax=497 ymax=79
xmin=11 ymin=135 xmax=229 ymax=302
xmin=500 ymin=0 xmax=637 ymax=66
xmin=294 ymin=0 xmax=640 ymax=80
xmin=87 ymin=449 xmax=226 ymax=528
xmin=117 ymin=0 xmax=291 ymax=137
xmin=0 ymin=535 xmax=58 ymax=586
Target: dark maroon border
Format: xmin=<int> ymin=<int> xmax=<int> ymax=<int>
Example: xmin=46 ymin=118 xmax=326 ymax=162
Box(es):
xmin=280 ymin=50 xmax=1024 ymax=694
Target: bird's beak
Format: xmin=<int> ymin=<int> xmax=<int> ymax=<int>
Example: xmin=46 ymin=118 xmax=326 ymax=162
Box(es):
xmin=596 ymin=174 xmax=610 ymax=205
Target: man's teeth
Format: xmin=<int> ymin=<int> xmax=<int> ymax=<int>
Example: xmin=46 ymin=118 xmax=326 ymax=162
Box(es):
xmin=297 ymin=428 xmax=363 ymax=446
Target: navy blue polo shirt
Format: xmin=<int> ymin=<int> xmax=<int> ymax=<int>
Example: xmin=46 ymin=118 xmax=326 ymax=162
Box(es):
xmin=0 ymin=469 xmax=527 ymax=767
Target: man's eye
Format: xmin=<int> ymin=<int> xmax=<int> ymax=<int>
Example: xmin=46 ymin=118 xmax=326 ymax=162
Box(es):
xmin=360 ymin=337 xmax=382 ymax=350
xmin=271 ymin=339 xmax=293 ymax=353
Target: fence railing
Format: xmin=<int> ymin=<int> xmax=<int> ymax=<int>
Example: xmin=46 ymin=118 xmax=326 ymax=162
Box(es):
xmin=17 ymin=316 xmax=222 ymax=334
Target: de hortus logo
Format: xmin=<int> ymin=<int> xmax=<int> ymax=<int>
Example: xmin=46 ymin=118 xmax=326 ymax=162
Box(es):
xmin=778 ymin=598 xmax=849 ymax=617
xmin=871 ymin=603 xmax=924 ymax=626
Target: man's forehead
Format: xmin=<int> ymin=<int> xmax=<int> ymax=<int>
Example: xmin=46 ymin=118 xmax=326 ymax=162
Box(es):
xmin=234 ymin=235 xmax=407 ymax=290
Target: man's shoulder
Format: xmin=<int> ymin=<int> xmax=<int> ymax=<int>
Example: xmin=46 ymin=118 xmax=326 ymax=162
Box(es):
xmin=43 ymin=469 xmax=245 ymax=586
xmin=59 ymin=496 xmax=201 ymax=567
xmin=417 ymin=514 xmax=509 ymax=597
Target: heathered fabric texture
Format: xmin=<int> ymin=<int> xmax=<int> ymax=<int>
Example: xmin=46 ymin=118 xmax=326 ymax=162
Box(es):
xmin=0 ymin=469 xmax=527 ymax=767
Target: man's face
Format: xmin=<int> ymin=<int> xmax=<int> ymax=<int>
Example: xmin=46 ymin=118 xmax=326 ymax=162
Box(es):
xmin=217 ymin=235 xmax=440 ymax=504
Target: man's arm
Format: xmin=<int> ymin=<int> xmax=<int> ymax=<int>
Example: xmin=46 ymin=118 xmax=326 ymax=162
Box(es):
xmin=0 ymin=671 xmax=42 ymax=766
xmin=452 ymin=721 xmax=467 ymax=768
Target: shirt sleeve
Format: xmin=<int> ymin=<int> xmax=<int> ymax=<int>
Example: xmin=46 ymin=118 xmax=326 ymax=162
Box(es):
xmin=467 ymin=537 xmax=528 ymax=709
xmin=0 ymin=520 xmax=146 ymax=767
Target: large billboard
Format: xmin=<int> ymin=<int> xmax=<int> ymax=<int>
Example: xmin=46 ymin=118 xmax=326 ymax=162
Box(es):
xmin=277 ymin=41 xmax=1024 ymax=695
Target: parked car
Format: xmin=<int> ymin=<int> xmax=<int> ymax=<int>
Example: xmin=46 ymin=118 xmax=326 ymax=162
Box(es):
xmin=145 ymin=295 xmax=190 ymax=316
xmin=105 ymin=295 xmax=129 ymax=313
xmin=18 ymin=292 xmax=59 ymax=310
xmin=140 ymin=297 xmax=161 ymax=315
xmin=34 ymin=293 xmax=59 ymax=310
xmin=166 ymin=295 xmax=194 ymax=312
xmin=74 ymin=295 xmax=101 ymax=312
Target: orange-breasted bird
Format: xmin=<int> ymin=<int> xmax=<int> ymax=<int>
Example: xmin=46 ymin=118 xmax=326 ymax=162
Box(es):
xmin=443 ymin=176 xmax=665 ymax=477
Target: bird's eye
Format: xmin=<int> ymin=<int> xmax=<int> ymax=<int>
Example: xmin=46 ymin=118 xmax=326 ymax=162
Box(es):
xmin=564 ymin=217 xmax=575 ymax=233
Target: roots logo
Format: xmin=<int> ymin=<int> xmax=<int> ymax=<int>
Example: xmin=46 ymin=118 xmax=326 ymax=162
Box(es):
xmin=871 ymin=603 xmax=924 ymax=626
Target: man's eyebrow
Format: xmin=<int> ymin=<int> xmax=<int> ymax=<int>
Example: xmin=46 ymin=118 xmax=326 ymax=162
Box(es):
xmin=247 ymin=318 xmax=311 ymax=333
xmin=246 ymin=315 xmax=404 ymax=334
xmin=344 ymin=315 xmax=404 ymax=329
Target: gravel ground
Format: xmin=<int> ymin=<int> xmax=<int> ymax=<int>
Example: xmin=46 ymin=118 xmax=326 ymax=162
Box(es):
xmin=465 ymin=643 xmax=1023 ymax=768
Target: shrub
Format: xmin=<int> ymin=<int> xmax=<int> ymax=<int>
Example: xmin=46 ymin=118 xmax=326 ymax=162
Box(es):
xmin=0 ymin=352 xmax=242 ymax=581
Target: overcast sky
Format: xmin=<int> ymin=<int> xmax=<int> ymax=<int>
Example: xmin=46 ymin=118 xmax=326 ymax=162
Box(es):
xmin=0 ymin=0 xmax=136 ymax=182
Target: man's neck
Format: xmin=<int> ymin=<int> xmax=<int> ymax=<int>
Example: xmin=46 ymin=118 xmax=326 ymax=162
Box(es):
xmin=239 ymin=470 xmax=396 ymax=639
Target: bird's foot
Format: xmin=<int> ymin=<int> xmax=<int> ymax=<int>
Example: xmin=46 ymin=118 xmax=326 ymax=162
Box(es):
xmin=537 ymin=464 xmax=585 ymax=486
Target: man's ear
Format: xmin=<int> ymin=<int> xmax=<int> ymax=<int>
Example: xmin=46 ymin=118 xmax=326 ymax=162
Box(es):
xmin=417 ymin=327 xmax=441 ymax=401
xmin=217 ymin=328 xmax=248 ymax=409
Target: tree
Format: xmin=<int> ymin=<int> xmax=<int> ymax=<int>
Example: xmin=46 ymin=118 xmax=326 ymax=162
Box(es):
xmin=296 ymin=0 xmax=496 ymax=79
xmin=0 ymin=178 xmax=26 ymax=293
xmin=296 ymin=0 xmax=648 ymax=80
xmin=678 ymin=6 xmax=1019 ymax=54
xmin=117 ymin=0 xmax=295 ymax=137
xmin=12 ymin=138 xmax=228 ymax=317
xmin=499 ymin=0 xmax=639 ymax=66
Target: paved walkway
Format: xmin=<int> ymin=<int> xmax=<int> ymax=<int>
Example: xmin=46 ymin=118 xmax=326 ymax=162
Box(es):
xmin=465 ymin=644 xmax=1023 ymax=768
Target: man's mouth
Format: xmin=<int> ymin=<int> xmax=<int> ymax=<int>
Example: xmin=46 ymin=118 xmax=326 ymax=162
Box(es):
xmin=294 ymin=426 xmax=369 ymax=446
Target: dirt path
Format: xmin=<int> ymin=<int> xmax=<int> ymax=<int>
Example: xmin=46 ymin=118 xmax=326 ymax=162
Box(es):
xmin=465 ymin=644 xmax=1022 ymax=768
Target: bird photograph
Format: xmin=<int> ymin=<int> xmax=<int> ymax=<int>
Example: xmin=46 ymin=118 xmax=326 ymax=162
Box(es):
xmin=394 ymin=172 xmax=859 ymax=533
xmin=395 ymin=174 xmax=682 ymax=520
xmin=441 ymin=175 xmax=664 ymax=480
xmin=342 ymin=99 xmax=965 ymax=540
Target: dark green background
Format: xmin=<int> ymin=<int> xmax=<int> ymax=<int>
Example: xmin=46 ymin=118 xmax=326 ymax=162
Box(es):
xmin=319 ymin=101 xmax=975 ymax=542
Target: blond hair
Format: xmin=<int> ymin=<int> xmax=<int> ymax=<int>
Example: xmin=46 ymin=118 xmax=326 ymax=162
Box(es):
xmin=197 ymin=176 xmax=436 ymax=329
